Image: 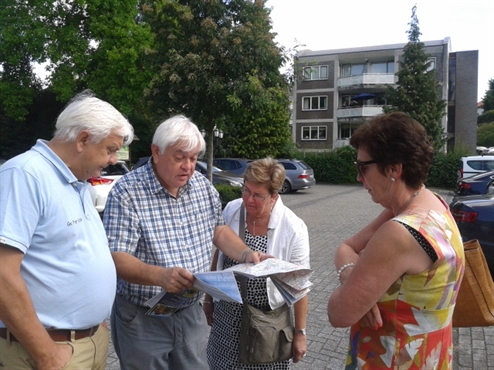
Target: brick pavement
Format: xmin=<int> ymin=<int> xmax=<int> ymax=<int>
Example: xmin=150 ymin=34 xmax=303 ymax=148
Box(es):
xmin=106 ymin=184 xmax=494 ymax=369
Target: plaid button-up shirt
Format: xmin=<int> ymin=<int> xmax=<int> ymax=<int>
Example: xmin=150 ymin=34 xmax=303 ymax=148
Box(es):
xmin=103 ymin=161 xmax=224 ymax=307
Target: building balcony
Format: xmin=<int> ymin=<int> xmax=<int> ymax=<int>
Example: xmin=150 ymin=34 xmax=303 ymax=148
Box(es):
xmin=334 ymin=138 xmax=350 ymax=148
xmin=338 ymin=73 xmax=396 ymax=89
xmin=337 ymin=106 xmax=384 ymax=120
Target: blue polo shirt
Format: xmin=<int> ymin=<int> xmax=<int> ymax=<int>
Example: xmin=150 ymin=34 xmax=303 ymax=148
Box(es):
xmin=0 ymin=140 xmax=116 ymax=329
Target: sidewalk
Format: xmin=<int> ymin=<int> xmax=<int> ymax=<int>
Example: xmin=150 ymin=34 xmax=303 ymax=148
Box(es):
xmin=106 ymin=184 xmax=494 ymax=369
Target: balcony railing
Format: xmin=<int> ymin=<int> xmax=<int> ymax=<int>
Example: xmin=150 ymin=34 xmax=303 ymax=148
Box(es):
xmin=334 ymin=139 xmax=350 ymax=148
xmin=338 ymin=73 xmax=396 ymax=88
xmin=337 ymin=106 xmax=384 ymax=119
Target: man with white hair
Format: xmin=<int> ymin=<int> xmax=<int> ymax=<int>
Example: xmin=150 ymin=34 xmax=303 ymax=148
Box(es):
xmin=0 ymin=90 xmax=134 ymax=370
xmin=104 ymin=115 xmax=269 ymax=370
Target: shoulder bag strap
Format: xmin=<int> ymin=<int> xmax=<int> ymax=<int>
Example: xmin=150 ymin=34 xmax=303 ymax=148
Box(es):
xmin=238 ymin=203 xmax=248 ymax=300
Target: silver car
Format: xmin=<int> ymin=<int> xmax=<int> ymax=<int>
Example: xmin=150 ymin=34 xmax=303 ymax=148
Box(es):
xmin=277 ymin=159 xmax=316 ymax=194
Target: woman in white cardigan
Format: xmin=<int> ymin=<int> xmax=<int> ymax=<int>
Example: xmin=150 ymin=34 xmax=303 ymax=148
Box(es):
xmin=204 ymin=158 xmax=310 ymax=369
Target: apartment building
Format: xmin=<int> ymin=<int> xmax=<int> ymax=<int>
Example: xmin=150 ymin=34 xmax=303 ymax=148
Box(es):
xmin=291 ymin=38 xmax=478 ymax=152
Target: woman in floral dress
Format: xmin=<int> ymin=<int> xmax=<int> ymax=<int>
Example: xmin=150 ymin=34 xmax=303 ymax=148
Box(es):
xmin=327 ymin=112 xmax=465 ymax=369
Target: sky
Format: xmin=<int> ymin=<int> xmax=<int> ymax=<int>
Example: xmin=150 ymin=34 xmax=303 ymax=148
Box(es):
xmin=266 ymin=0 xmax=493 ymax=101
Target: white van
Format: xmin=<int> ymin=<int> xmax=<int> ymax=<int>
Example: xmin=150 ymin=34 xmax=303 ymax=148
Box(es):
xmin=458 ymin=155 xmax=494 ymax=179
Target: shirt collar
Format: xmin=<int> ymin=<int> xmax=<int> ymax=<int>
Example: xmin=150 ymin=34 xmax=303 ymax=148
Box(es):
xmin=32 ymin=139 xmax=79 ymax=184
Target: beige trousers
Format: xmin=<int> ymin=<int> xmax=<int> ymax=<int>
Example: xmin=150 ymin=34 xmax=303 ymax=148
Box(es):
xmin=0 ymin=323 xmax=109 ymax=370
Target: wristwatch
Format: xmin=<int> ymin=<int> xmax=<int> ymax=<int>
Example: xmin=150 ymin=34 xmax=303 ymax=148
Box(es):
xmin=294 ymin=328 xmax=306 ymax=335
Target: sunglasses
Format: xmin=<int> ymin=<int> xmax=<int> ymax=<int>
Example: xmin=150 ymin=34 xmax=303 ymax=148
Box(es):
xmin=354 ymin=160 xmax=379 ymax=177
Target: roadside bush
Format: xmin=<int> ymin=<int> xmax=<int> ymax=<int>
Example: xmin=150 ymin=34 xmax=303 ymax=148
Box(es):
xmin=426 ymin=151 xmax=463 ymax=189
xmin=302 ymin=146 xmax=358 ymax=184
xmin=300 ymin=146 xmax=463 ymax=190
xmin=214 ymin=184 xmax=242 ymax=209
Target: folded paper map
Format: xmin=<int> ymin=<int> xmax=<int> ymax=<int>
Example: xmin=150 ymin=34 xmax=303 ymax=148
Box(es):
xmin=144 ymin=258 xmax=313 ymax=315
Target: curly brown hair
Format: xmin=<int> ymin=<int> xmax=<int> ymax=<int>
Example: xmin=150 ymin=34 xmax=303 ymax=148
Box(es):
xmin=349 ymin=112 xmax=433 ymax=188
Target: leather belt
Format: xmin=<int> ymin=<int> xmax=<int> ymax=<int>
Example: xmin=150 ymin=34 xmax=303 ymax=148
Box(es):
xmin=0 ymin=325 xmax=99 ymax=342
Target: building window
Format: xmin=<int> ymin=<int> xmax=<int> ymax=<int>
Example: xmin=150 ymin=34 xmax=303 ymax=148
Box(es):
xmin=302 ymin=96 xmax=328 ymax=111
xmin=369 ymin=60 xmax=395 ymax=73
xmin=341 ymin=95 xmax=352 ymax=108
xmin=302 ymin=126 xmax=327 ymax=140
xmin=341 ymin=64 xmax=351 ymax=77
xmin=341 ymin=63 xmax=365 ymax=77
xmin=427 ymin=57 xmax=436 ymax=72
xmin=303 ymin=65 xmax=328 ymax=80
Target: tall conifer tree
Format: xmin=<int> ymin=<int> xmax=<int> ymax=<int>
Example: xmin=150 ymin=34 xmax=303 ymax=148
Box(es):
xmin=384 ymin=5 xmax=446 ymax=151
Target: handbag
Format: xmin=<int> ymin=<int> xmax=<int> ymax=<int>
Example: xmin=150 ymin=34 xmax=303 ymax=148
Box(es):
xmin=452 ymin=239 xmax=494 ymax=327
xmin=238 ymin=299 xmax=294 ymax=364
xmin=237 ymin=204 xmax=294 ymax=364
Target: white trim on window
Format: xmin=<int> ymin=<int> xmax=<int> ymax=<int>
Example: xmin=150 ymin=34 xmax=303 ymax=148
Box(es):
xmin=301 ymin=126 xmax=327 ymax=141
xmin=303 ymin=65 xmax=328 ymax=80
xmin=427 ymin=57 xmax=436 ymax=72
xmin=302 ymin=96 xmax=328 ymax=111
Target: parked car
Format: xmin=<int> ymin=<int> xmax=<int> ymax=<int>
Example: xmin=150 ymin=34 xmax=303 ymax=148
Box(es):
xmin=277 ymin=159 xmax=316 ymax=194
xmin=213 ymin=158 xmax=252 ymax=176
xmin=455 ymin=170 xmax=494 ymax=196
xmin=133 ymin=156 xmax=243 ymax=187
xmin=133 ymin=156 xmax=150 ymax=169
xmin=88 ymin=161 xmax=130 ymax=214
xmin=195 ymin=161 xmax=243 ymax=187
xmin=450 ymin=193 xmax=494 ymax=276
xmin=457 ymin=155 xmax=494 ymax=180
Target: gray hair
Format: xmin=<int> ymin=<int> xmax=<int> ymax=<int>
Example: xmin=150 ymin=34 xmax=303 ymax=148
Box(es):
xmin=152 ymin=115 xmax=205 ymax=155
xmin=54 ymin=90 xmax=134 ymax=145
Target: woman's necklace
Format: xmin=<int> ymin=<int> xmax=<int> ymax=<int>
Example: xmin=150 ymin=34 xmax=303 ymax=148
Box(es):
xmin=398 ymin=185 xmax=424 ymax=214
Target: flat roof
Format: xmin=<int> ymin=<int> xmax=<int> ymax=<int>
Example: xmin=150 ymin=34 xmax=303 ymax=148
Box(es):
xmin=296 ymin=38 xmax=451 ymax=58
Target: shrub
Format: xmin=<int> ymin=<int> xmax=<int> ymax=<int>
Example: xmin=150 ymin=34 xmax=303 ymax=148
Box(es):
xmin=214 ymin=184 xmax=242 ymax=209
xmin=300 ymin=146 xmax=463 ymax=190
xmin=426 ymin=151 xmax=463 ymax=189
xmin=302 ymin=146 xmax=358 ymax=184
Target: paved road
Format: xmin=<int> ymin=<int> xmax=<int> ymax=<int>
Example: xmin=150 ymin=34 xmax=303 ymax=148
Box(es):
xmin=106 ymin=184 xmax=494 ymax=369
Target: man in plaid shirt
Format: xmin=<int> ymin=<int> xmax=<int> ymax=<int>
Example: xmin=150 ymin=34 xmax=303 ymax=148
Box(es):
xmin=103 ymin=115 xmax=269 ymax=370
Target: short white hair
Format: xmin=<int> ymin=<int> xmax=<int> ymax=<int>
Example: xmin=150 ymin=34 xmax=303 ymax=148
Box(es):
xmin=54 ymin=90 xmax=134 ymax=145
xmin=152 ymin=115 xmax=205 ymax=155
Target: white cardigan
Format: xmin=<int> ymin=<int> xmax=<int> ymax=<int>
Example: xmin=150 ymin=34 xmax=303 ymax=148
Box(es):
xmin=217 ymin=197 xmax=310 ymax=309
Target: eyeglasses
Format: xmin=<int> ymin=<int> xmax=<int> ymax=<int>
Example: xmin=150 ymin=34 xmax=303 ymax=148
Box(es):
xmin=354 ymin=160 xmax=379 ymax=177
xmin=241 ymin=186 xmax=270 ymax=202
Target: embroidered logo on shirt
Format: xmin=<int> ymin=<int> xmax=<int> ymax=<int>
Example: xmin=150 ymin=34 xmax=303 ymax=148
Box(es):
xmin=67 ymin=218 xmax=83 ymax=226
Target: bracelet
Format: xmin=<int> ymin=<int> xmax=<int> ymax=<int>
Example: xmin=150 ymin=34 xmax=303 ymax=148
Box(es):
xmin=336 ymin=263 xmax=355 ymax=282
xmin=203 ymin=301 xmax=213 ymax=305
xmin=241 ymin=249 xmax=252 ymax=263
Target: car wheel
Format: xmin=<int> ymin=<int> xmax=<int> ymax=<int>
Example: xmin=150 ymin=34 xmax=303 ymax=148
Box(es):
xmin=280 ymin=180 xmax=291 ymax=194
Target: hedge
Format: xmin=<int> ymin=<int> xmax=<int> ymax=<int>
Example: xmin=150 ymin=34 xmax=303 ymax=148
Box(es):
xmin=300 ymin=147 xmax=463 ymax=190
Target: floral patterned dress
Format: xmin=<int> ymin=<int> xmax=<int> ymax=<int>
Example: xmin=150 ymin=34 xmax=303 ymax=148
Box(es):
xmin=345 ymin=199 xmax=465 ymax=370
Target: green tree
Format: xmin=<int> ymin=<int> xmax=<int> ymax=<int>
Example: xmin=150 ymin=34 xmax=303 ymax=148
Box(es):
xmin=477 ymin=122 xmax=494 ymax=147
xmin=482 ymin=79 xmax=494 ymax=112
xmin=478 ymin=79 xmax=494 ymax=128
xmin=0 ymin=0 xmax=155 ymax=155
xmin=141 ymin=0 xmax=291 ymax=178
xmin=384 ymin=5 xmax=446 ymax=152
